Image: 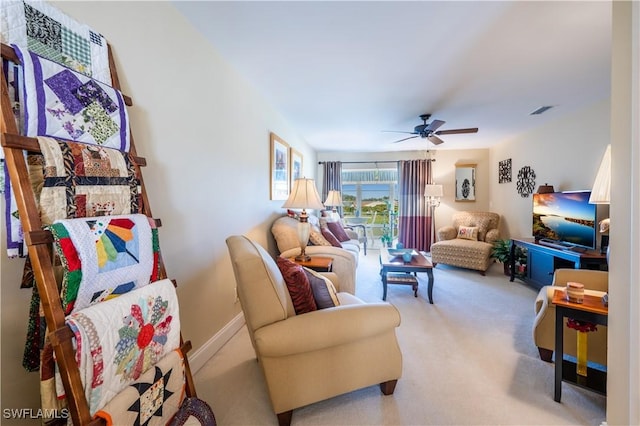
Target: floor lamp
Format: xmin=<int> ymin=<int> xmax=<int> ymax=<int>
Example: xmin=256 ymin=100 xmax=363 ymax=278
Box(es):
xmin=425 ymin=184 xmax=443 ymax=253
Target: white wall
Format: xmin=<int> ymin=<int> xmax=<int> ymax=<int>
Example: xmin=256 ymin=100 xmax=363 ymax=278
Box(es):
xmin=0 ymin=1 xmax=317 ymax=416
xmin=490 ymin=99 xmax=611 ymax=242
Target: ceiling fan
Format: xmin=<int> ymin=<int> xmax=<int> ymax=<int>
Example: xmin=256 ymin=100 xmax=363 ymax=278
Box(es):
xmin=383 ymin=114 xmax=479 ymax=145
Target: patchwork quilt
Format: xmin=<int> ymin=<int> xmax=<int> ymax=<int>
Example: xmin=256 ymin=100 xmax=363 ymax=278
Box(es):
xmin=13 ymin=44 xmax=130 ymax=150
xmin=0 ymin=0 xmax=112 ymax=84
xmin=94 ymin=349 xmax=186 ymax=426
xmin=60 ymin=279 xmax=181 ymax=416
xmin=49 ymin=213 xmax=160 ymax=315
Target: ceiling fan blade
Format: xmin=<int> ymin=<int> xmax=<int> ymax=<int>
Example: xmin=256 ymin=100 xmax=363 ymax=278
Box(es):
xmin=425 ymin=119 xmax=446 ymax=132
xmin=382 ymin=130 xmax=417 ymax=135
xmin=435 ymin=127 xmax=479 ymax=135
xmin=427 ymin=135 xmax=445 ymax=145
xmin=392 ymin=135 xmax=419 ymax=143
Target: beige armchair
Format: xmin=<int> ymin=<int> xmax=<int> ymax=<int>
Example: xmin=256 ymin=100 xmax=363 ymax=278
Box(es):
xmin=533 ymin=269 xmax=608 ymax=365
xmin=225 ymin=235 xmax=403 ymax=426
xmin=430 ymin=211 xmax=500 ymax=274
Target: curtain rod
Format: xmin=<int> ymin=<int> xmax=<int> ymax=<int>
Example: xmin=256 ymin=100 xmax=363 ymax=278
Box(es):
xmin=317 ymin=159 xmax=435 ymax=165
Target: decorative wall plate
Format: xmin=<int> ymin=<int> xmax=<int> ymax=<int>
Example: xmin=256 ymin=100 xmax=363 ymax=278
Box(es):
xmin=516 ymin=166 xmax=536 ymax=197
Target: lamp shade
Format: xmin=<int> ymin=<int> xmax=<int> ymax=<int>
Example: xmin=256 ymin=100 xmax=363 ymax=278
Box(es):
xmin=324 ymin=190 xmax=343 ymax=208
xmin=589 ymin=144 xmax=611 ymax=204
xmin=282 ymin=178 xmax=325 ymax=210
xmin=537 ymin=184 xmax=555 ymax=194
xmin=424 ymin=184 xmax=444 ymax=198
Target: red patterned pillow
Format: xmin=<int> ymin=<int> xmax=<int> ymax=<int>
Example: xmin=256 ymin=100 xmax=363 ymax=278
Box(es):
xmin=326 ymin=221 xmax=351 ymax=242
xmin=276 ymin=257 xmax=317 ymax=314
xmin=321 ymin=227 xmax=343 ymax=248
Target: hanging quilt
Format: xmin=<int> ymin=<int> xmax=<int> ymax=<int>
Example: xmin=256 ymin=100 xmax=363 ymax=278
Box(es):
xmin=59 ymin=278 xmax=181 ymax=416
xmin=12 ymin=44 xmax=129 ymax=150
xmin=94 ymin=349 xmax=186 ymax=426
xmin=49 ymin=213 xmax=160 ymax=315
xmin=0 ymin=0 xmax=112 ymax=84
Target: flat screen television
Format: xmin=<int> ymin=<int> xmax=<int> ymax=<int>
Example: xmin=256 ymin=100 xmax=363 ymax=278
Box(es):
xmin=532 ymin=190 xmax=597 ymax=250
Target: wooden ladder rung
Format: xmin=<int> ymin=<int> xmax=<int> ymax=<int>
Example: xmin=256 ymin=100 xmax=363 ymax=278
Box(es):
xmin=26 ymin=230 xmax=53 ymax=246
xmin=0 ymin=133 xmax=147 ymax=166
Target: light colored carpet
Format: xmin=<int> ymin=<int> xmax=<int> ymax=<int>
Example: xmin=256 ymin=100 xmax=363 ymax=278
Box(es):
xmin=194 ymin=248 xmax=606 ymax=425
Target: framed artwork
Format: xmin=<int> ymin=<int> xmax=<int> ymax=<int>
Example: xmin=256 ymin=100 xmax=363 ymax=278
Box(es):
xmin=270 ymin=132 xmax=290 ymax=200
xmin=290 ymin=148 xmax=303 ymax=188
xmin=516 ymin=166 xmax=536 ymax=197
xmin=455 ymin=163 xmax=476 ymax=201
xmin=498 ymin=159 xmax=512 ymax=183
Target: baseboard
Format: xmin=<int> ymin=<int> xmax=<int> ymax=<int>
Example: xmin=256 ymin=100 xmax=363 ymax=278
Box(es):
xmin=187 ymin=312 xmax=245 ymax=374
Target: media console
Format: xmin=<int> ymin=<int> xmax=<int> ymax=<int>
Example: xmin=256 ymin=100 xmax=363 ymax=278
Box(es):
xmin=509 ymin=237 xmax=608 ymax=290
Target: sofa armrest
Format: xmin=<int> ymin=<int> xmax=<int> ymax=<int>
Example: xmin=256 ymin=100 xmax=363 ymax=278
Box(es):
xmin=485 ymin=229 xmax=500 ymax=245
xmin=437 ymin=226 xmax=457 ymax=241
xmin=254 ymin=302 xmax=401 ymax=357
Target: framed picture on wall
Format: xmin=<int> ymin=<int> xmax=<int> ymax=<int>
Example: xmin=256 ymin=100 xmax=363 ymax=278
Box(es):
xmin=270 ymin=132 xmax=290 ymax=200
xmin=455 ymin=163 xmax=476 ymax=201
xmin=499 ymin=158 xmax=512 ymax=183
xmin=290 ymin=148 xmax=303 ymax=188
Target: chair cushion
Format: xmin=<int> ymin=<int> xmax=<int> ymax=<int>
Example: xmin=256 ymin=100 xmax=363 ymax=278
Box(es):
xmin=321 ymin=227 xmax=343 ymax=248
xmin=457 ymin=226 xmax=479 ymax=241
xmin=304 ymin=268 xmax=340 ymax=309
xmin=326 ymin=221 xmax=351 ymax=242
xmin=276 ymin=257 xmax=317 ymax=315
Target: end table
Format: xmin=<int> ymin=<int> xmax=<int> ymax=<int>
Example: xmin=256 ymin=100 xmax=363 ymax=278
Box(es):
xmin=288 ymin=256 xmax=333 ymax=272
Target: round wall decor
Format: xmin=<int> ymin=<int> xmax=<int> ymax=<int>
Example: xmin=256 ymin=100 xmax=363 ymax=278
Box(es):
xmin=516 ymin=166 xmax=536 ymax=197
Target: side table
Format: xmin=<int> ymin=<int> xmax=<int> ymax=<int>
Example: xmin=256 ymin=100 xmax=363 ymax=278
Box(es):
xmin=552 ymin=290 xmax=608 ymax=402
xmin=288 ymin=256 xmax=333 ymax=272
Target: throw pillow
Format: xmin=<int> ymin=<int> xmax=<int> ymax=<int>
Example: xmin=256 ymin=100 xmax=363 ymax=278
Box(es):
xmin=276 ymin=257 xmax=317 ymax=314
xmin=457 ymin=226 xmax=479 ymax=241
xmin=309 ymin=227 xmax=331 ymax=246
xmin=303 ymin=268 xmax=340 ymax=309
xmin=321 ymin=227 xmax=343 ymax=248
xmin=326 ymin=221 xmax=351 ymax=242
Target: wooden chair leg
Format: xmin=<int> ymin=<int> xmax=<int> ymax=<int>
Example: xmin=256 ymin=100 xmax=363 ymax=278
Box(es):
xmin=538 ymin=347 xmax=553 ymax=362
xmin=277 ymin=410 xmax=293 ymax=426
xmin=380 ymin=379 xmax=398 ymax=395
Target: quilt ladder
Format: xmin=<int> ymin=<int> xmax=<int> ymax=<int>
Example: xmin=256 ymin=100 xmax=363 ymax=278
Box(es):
xmin=1 ymin=42 xmax=197 ymax=425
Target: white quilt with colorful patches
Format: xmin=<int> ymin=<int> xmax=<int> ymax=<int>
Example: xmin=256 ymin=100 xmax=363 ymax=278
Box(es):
xmin=61 ymin=279 xmax=181 ymax=416
xmin=13 ymin=44 xmax=130 ymax=150
xmin=51 ymin=214 xmax=156 ymax=314
xmin=0 ymin=0 xmax=112 ymax=84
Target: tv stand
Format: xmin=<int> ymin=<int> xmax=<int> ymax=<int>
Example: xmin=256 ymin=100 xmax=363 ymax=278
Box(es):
xmin=510 ymin=238 xmax=607 ymax=290
xmin=538 ymin=238 xmax=588 ymax=253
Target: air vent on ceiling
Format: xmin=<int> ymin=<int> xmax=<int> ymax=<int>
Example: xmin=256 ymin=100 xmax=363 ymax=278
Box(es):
xmin=530 ymin=106 xmax=554 ymax=115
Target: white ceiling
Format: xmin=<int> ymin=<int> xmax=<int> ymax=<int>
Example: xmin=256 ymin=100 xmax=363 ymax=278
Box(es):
xmin=172 ymin=1 xmax=612 ymax=152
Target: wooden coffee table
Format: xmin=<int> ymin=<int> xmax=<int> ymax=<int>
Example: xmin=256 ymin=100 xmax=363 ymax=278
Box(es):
xmin=379 ymin=248 xmax=434 ymax=303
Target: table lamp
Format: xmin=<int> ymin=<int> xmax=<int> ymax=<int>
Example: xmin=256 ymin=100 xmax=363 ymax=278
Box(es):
xmin=324 ymin=190 xmax=343 ymax=212
xmin=282 ymin=178 xmax=325 ymax=261
xmin=589 ymin=144 xmax=611 ymax=256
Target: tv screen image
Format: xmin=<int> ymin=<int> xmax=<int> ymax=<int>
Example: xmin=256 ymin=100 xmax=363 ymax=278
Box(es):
xmin=532 ymin=191 xmax=597 ymax=249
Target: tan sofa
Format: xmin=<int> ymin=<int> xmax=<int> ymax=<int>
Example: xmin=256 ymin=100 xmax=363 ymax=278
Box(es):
xmin=226 ymin=235 xmax=403 ymax=426
xmin=272 ymin=215 xmax=358 ymax=294
xmin=430 ymin=211 xmax=501 ymax=274
xmin=533 ymin=268 xmax=608 ymax=365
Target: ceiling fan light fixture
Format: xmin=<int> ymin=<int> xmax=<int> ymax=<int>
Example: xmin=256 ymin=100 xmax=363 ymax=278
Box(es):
xmin=530 ymin=105 xmax=554 ymax=115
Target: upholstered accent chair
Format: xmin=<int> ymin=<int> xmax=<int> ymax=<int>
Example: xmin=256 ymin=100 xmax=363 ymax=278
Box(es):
xmin=430 ymin=211 xmax=501 ymax=274
xmin=533 ymin=268 xmax=608 ymax=364
xmin=225 ymin=235 xmax=403 ymax=426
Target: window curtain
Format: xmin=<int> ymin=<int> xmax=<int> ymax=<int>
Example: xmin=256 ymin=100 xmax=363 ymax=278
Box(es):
xmin=398 ymin=159 xmax=433 ymax=251
xmin=322 ymin=161 xmax=342 ymax=215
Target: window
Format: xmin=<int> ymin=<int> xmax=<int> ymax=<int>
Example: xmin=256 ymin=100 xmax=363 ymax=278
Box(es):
xmin=341 ymin=168 xmax=398 ymax=241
